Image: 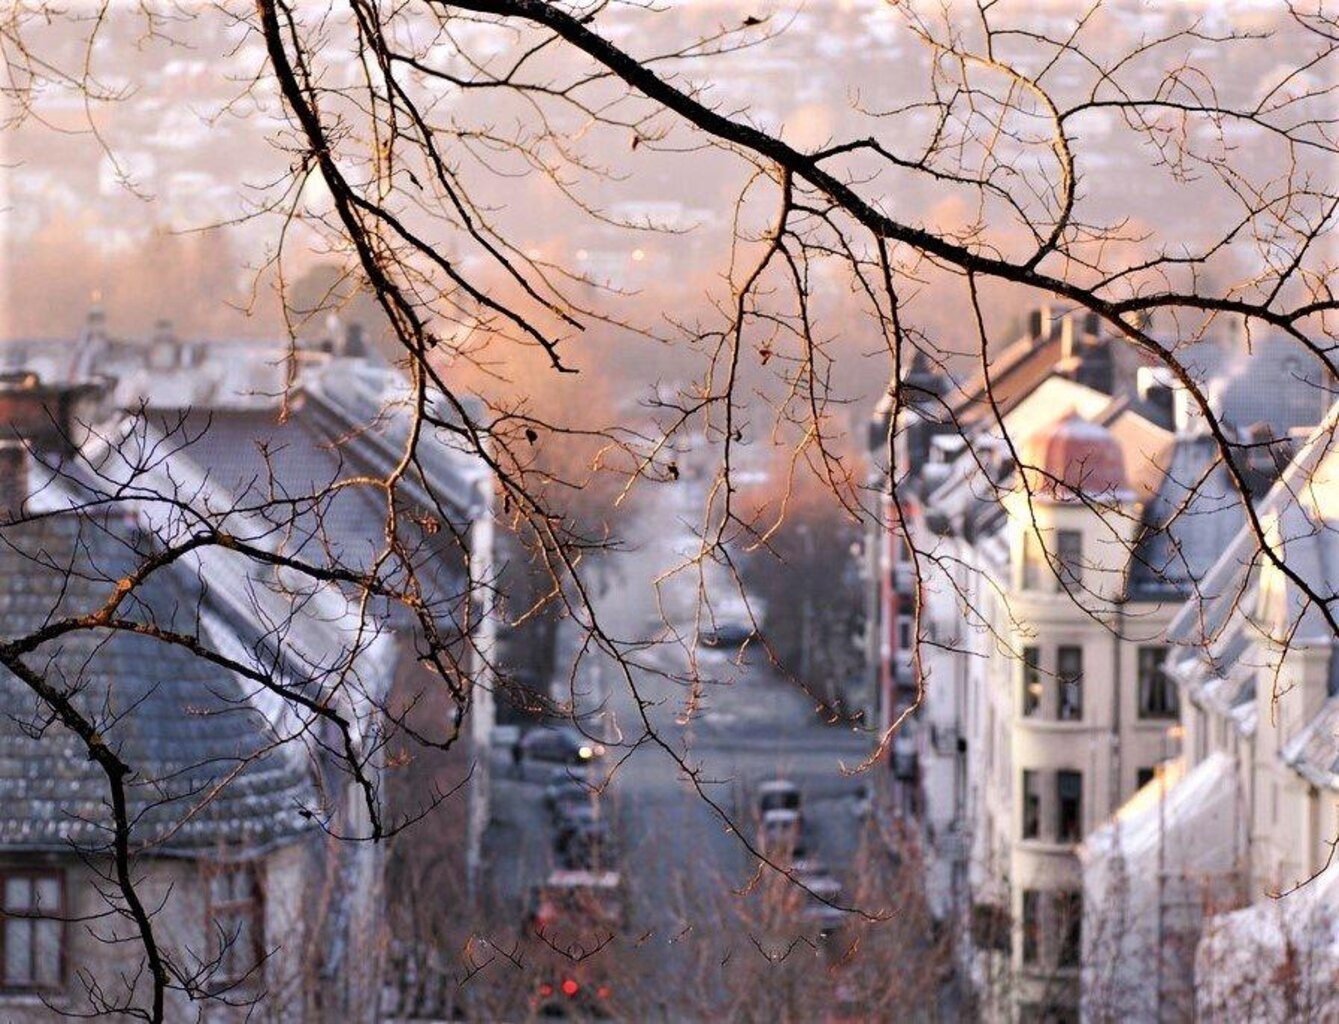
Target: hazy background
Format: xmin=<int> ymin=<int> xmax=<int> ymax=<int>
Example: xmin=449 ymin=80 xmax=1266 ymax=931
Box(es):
xmin=1 ymin=0 xmax=1321 ymax=423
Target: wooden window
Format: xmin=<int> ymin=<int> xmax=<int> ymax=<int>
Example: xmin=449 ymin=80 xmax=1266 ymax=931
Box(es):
xmin=205 ymin=862 xmax=264 ymax=989
xmin=0 ymin=869 xmax=64 ymax=992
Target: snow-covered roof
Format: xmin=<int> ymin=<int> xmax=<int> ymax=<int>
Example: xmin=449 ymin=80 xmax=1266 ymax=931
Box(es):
xmin=1082 ymin=751 xmax=1240 ymax=869
xmin=1195 ymin=864 xmax=1339 ymax=1022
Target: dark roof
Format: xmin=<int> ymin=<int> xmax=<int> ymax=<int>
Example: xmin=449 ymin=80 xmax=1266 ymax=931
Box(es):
xmin=0 ymin=512 xmax=317 ymax=854
xmin=160 ymin=391 xmax=473 ymax=632
xmin=1128 ymin=434 xmax=1245 ymax=599
xmin=950 ymin=324 xmax=1066 ymax=428
xmin=171 ymin=403 xmax=393 ymax=572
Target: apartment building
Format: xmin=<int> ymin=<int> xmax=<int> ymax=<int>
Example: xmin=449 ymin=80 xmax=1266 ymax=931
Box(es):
xmin=865 ymin=305 xmax=1331 ymax=1021
xmin=1081 ymin=407 xmax=1339 ymax=1022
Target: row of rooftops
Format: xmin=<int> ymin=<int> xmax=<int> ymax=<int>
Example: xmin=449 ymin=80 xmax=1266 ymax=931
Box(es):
xmin=871 ymin=303 xmax=1336 ymax=601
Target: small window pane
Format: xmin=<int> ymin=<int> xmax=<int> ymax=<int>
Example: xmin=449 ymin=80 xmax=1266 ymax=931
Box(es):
xmin=4 ymin=919 xmax=31 ymax=983
xmin=33 ymin=877 xmax=58 ymax=911
xmin=4 ymin=877 xmax=31 ymax=912
xmin=1057 ymin=530 xmax=1082 ymax=588
xmin=1057 ymin=891 xmax=1083 ymax=967
xmin=1058 ymin=646 xmax=1083 ymax=721
xmin=1021 ymin=890 xmax=1040 ymax=964
xmin=34 ymin=921 xmax=60 ymax=985
xmin=1022 ymin=648 xmax=1042 ymax=717
xmin=1058 ymin=770 xmax=1083 ymax=842
xmin=1022 ymin=771 xmax=1041 ymax=840
xmin=1138 ymin=646 xmax=1178 ymax=719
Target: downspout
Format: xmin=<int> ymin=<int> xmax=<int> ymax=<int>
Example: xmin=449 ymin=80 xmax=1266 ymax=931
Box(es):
xmin=1111 ymin=598 xmax=1124 ymax=816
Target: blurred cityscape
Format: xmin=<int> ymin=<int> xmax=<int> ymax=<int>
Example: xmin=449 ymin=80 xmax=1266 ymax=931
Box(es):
xmin=0 ymin=1 xmax=1336 ymax=1022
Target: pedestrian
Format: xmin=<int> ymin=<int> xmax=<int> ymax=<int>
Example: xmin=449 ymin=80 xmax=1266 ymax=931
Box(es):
xmin=511 ymin=734 xmax=524 ymax=779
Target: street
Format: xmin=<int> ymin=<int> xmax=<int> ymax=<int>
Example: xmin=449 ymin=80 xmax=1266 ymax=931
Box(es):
xmin=481 ymin=474 xmax=880 ymax=1020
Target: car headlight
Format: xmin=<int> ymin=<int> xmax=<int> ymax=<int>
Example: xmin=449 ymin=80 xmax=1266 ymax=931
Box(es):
xmin=578 ymin=745 xmax=594 ymax=760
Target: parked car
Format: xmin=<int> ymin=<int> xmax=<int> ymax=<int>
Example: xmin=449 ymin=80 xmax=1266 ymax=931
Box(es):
xmin=757 ymin=779 xmax=801 ymax=816
xmin=555 ymin=809 xmax=616 ymax=870
xmin=529 ymin=870 xmax=624 ymax=1018
xmin=700 ymin=618 xmax=755 ymax=647
xmin=789 ymin=856 xmax=827 ymax=880
xmin=544 ymin=773 xmax=591 ymax=815
xmin=518 ymin=726 xmax=606 ymax=780
xmin=758 ymin=808 xmax=806 ymax=859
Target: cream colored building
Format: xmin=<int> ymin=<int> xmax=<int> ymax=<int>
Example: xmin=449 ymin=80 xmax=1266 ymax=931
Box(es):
xmin=870 ymin=307 xmax=1333 ymax=1022
xmin=1082 ymin=408 xmax=1339 ymax=1023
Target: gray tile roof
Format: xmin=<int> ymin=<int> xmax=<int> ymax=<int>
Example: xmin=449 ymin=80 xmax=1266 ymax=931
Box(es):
xmin=150 ymin=362 xmax=482 ymax=634
xmin=1128 ymin=434 xmax=1245 ymax=599
xmin=0 ymin=511 xmax=318 ymax=854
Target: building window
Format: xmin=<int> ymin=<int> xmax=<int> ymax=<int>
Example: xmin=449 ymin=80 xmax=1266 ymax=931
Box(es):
xmin=1056 ymin=890 xmax=1083 ymax=967
xmin=1022 ymin=770 xmax=1041 ymax=840
xmin=1057 ymin=645 xmax=1083 ymax=721
xmin=1137 ymin=646 xmax=1178 ymax=719
xmin=1136 ymin=767 xmax=1156 ymax=790
xmin=1022 ymin=530 xmax=1045 ymax=591
xmin=205 ymin=862 xmax=264 ymax=990
xmin=1057 ymin=770 xmax=1083 ymax=842
xmin=1021 ymin=889 xmax=1040 ymax=965
xmin=0 ymin=870 xmax=64 ymax=991
xmin=1021 ymin=647 xmax=1042 ymax=717
xmin=1056 ymin=529 xmax=1083 ymax=589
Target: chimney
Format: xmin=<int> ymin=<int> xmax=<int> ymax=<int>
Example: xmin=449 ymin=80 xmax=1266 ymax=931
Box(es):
xmin=1060 ymin=314 xmax=1078 ymax=362
xmin=0 ymin=441 xmax=26 ymax=522
xmin=344 ymin=322 xmax=368 ymax=358
xmin=148 ymin=318 xmax=179 ymax=369
xmin=0 ymin=373 xmax=104 ymax=460
xmin=81 ymin=305 xmax=108 ymax=346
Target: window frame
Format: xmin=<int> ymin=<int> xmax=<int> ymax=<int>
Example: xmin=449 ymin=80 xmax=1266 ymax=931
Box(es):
xmin=203 ymin=860 xmax=265 ymax=991
xmin=1021 ymin=646 xmax=1043 ymax=717
xmin=1057 ymin=645 xmax=1083 ymax=721
xmin=1021 ymin=770 xmax=1041 ymax=840
xmin=0 ymin=866 xmax=66 ymax=994
xmin=1020 ymin=889 xmax=1041 ymax=965
xmin=1057 ymin=770 xmax=1083 ymax=843
xmin=1137 ymin=645 xmax=1178 ymax=719
xmin=1056 ymin=529 xmax=1083 ymax=589
xmin=1055 ymin=889 xmax=1083 ymax=968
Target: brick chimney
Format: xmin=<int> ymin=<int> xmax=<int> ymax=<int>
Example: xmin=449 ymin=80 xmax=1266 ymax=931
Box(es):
xmin=0 ymin=375 xmax=106 ymax=519
xmin=0 ymin=372 xmax=102 ymax=456
xmin=0 ymin=441 xmax=26 ymax=522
